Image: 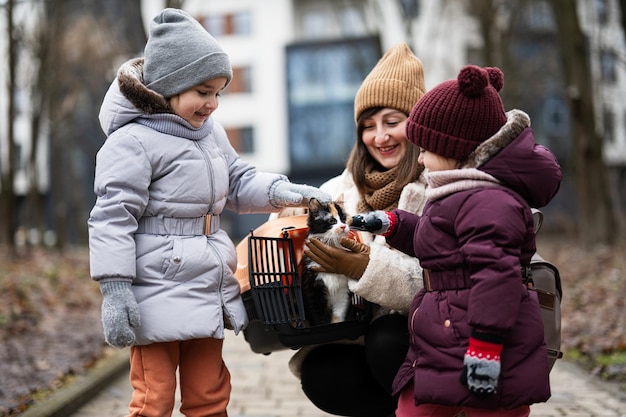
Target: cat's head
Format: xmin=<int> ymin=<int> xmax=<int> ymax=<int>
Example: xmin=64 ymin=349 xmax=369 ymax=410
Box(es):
xmin=306 ymin=197 xmax=350 ymax=246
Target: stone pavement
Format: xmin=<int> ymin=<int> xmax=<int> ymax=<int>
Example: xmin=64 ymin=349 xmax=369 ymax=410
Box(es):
xmin=71 ymin=332 xmax=626 ymax=417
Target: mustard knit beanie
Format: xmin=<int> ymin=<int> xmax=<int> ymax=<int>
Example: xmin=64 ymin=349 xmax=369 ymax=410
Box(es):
xmin=354 ymin=43 xmax=426 ymax=123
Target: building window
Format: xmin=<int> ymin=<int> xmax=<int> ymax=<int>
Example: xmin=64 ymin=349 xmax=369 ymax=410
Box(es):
xmin=232 ymin=10 xmax=252 ymax=35
xmin=338 ymin=7 xmax=367 ymax=36
xmin=525 ymin=0 xmax=554 ymax=33
xmin=603 ymin=108 xmax=614 ymax=144
xmin=600 ymin=49 xmax=617 ymax=82
xmin=224 ymin=66 xmax=252 ymax=95
xmin=226 ymin=126 xmax=254 ymax=154
xmin=595 ymin=0 xmax=609 ymax=25
xmin=286 ymin=37 xmax=381 ymax=176
xmin=202 ymin=14 xmax=224 ymax=36
xmin=294 ymin=0 xmax=369 ymax=40
xmin=543 ymin=97 xmax=568 ymax=137
xmin=200 ymin=10 xmax=252 ymax=36
xmin=301 ymin=9 xmax=327 ymax=39
xmin=398 ymin=0 xmax=420 ymax=19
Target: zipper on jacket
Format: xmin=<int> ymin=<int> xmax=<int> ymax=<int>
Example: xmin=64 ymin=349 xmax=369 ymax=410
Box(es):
xmin=195 ymin=140 xmax=216 ymax=210
xmin=410 ymin=306 xmax=419 ymax=368
xmin=411 ymin=307 xmax=419 ymax=331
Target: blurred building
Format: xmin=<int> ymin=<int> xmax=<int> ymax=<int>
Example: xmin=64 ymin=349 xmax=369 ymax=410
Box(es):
xmin=1 ymin=0 xmax=625 ymax=243
xmin=142 ymin=0 xmax=620 ymax=237
xmin=578 ymin=0 xmax=626 ymax=215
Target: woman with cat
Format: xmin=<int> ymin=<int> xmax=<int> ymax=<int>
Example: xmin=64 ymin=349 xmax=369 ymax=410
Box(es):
xmin=282 ymin=42 xmax=429 ymax=417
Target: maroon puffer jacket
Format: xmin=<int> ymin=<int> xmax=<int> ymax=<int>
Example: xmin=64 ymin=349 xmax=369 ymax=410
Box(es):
xmin=388 ymin=110 xmax=561 ymax=409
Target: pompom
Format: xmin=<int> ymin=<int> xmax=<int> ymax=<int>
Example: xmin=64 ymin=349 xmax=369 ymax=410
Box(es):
xmin=457 ymin=65 xmax=488 ymax=97
xmin=486 ymin=67 xmax=504 ymax=92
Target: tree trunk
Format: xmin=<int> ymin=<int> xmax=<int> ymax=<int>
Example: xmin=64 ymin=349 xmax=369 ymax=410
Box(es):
xmin=619 ymin=0 xmax=626 ymax=35
xmin=548 ymin=0 xmax=617 ymax=246
xmin=37 ymin=0 xmax=146 ymax=246
xmin=1 ymin=0 xmax=17 ymax=251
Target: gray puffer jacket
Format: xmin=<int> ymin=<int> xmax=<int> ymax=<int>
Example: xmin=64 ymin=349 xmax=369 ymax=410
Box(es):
xmin=89 ymin=58 xmax=286 ymax=345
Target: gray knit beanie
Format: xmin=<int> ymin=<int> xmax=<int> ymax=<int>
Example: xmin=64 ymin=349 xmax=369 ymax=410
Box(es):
xmin=143 ymin=8 xmax=232 ymax=98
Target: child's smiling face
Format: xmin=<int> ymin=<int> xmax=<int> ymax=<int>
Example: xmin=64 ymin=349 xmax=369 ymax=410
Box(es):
xmin=169 ymin=77 xmax=228 ymax=128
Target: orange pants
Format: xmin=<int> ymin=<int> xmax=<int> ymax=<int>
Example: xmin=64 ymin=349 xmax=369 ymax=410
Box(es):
xmin=126 ymin=338 xmax=230 ymax=417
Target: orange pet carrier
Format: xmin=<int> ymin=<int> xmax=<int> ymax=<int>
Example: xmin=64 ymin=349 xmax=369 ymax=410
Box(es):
xmin=235 ymin=215 xmax=372 ymax=355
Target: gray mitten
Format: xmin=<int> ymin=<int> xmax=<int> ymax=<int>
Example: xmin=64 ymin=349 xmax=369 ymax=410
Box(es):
xmin=349 ymin=210 xmax=395 ymax=234
xmin=271 ymin=181 xmax=332 ymax=207
xmin=460 ymin=335 xmax=503 ymax=396
xmin=100 ymin=279 xmax=140 ymax=348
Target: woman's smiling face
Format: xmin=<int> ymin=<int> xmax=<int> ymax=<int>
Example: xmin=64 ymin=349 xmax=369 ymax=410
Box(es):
xmin=360 ymin=108 xmax=409 ymax=169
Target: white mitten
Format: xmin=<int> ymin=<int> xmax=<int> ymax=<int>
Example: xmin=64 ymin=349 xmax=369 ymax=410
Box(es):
xmin=271 ymin=181 xmax=332 ymax=207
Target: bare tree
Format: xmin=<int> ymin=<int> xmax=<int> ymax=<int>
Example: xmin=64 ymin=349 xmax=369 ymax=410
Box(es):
xmin=620 ymin=0 xmax=626 ymax=40
xmin=470 ymin=0 xmax=499 ymax=66
xmin=548 ymin=0 xmax=618 ymax=245
xmin=1 ymin=0 xmax=147 ymax=249
xmin=0 ymin=0 xmax=17 ymax=251
xmin=37 ymin=0 xmax=146 ymax=247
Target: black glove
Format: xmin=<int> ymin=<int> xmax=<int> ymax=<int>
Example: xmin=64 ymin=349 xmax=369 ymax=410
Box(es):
xmin=349 ymin=210 xmax=395 ymax=234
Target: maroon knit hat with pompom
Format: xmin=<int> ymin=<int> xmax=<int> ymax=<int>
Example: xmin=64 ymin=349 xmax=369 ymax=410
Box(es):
xmin=406 ymin=65 xmax=507 ymax=162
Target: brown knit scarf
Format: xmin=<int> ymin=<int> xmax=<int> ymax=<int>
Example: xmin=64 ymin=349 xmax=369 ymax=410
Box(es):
xmin=357 ymin=165 xmax=406 ymax=212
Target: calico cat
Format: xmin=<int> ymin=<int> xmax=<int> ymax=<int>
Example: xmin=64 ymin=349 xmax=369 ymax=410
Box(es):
xmin=301 ymin=197 xmax=353 ymax=326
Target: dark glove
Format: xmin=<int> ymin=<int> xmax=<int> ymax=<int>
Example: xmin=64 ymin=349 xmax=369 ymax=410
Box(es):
xmin=349 ymin=210 xmax=396 ymax=235
xmin=305 ymin=237 xmax=370 ymax=280
xmin=271 ymin=181 xmax=332 ymax=207
xmin=100 ymin=279 xmax=140 ymax=348
xmin=460 ymin=334 xmax=503 ymax=396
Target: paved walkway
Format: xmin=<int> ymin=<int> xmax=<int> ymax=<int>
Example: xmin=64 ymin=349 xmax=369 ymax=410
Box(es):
xmin=71 ymin=332 xmax=626 ymax=417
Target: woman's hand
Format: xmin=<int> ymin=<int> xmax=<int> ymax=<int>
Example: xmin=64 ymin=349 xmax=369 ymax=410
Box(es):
xmin=305 ymin=237 xmax=370 ymax=280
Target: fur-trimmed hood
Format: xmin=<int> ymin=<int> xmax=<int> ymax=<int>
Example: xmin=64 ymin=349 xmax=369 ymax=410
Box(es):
xmin=461 ymin=109 xmax=561 ymax=208
xmin=116 ymin=57 xmax=172 ymax=115
xmin=462 ymin=109 xmax=530 ymax=169
xmin=99 ymin=58 xmax=188 ymax=137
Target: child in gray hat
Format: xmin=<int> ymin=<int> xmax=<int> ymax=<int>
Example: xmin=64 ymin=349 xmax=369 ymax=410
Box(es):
xmin=88 ymin=8 xmax=330 ymax=417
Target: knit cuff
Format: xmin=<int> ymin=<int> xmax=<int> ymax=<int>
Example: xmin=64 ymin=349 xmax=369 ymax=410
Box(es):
xmin=471 ymin=328 xmax=504 ymax=345
xmin=382 ymin=212 xmax=398 ymax=237
xmin=99 ymin=278 xmax=133 ymax=295
xmin=467 ymin=337 xmax=503 ymax=361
